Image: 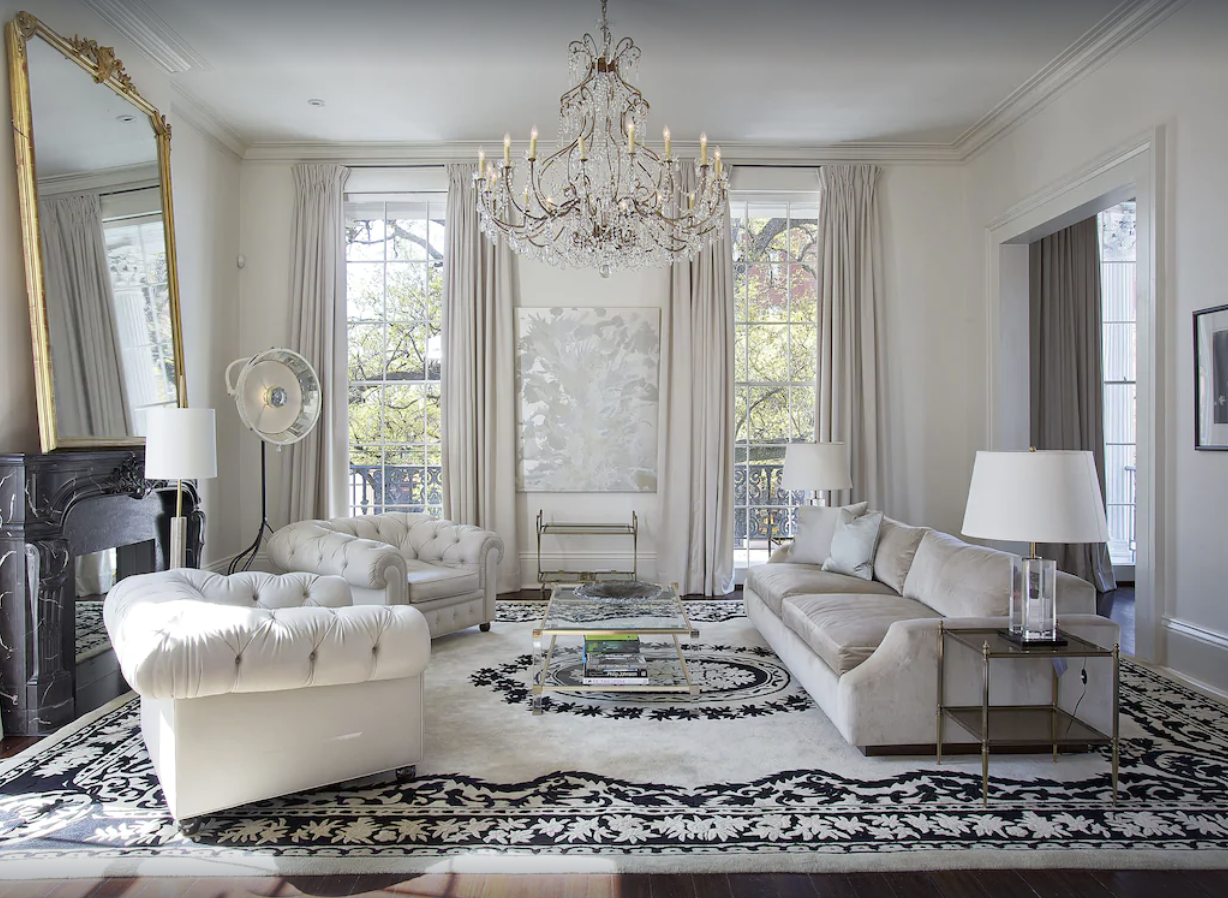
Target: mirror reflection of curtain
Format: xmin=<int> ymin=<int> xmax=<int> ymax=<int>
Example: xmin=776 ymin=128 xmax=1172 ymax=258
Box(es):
xmin=39 ymin=192 xmax=132 ymax=436
xmin=75 ymin=550 xmax=116 ymax=597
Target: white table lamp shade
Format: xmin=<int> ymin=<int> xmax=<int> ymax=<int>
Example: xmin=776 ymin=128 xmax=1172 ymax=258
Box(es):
xmin=145 ymin=408 xmax=218 ymax=481
xmin=781 ymin=442 xmax=853 ymax=492
xmin=962 ymin=450 xmax=1109 ymax=544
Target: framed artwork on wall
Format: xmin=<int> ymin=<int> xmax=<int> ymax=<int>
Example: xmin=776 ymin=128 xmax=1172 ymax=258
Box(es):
xmin=1194 ymin=303 xmax=1228 ymax=450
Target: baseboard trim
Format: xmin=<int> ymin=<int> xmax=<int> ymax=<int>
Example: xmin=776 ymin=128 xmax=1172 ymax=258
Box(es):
xmin=1158 ymin=618 xmax=1228 ymax=701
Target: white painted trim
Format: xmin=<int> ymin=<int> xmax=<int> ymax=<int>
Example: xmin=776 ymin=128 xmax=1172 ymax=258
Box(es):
xmin=982 ymin=129 xmax=1162 ymax=665
xmin=1159 ymin=619 xmax=1228 ymax=700
xmin=242 ymin=139 xmax=962 ymax=166
xmin=204 ymin=551 xmax=273 ymax=575
xmin=957 ymin=0 xmax=1189 ymax=161
xmin=37 ymin=162 xmax=158 ymax=196
xmin=169 ymin=86 xmax=249 ymax=159
xmin=1165 ymin=617 xmax=1228 ymax=653
xmin=81 ymin=0 xmax=211 ymax=73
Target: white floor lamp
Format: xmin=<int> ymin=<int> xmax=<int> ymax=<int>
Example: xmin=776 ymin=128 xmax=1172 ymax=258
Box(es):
xmin=144 ymin=407 xmax=218 ymax=570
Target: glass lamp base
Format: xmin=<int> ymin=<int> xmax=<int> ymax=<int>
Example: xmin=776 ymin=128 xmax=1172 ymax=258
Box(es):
xmin=998 ymin=628 xmax=1068 ymax=647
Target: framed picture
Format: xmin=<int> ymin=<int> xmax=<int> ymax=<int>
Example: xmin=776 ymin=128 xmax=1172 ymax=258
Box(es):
xmin=1194 ymin=303 xmax=1228 ymax=450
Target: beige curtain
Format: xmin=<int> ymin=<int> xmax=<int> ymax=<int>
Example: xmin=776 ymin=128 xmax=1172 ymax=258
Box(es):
xmin=441 ymin=164 xmax=521 ymax=593
xmin=657 ymin=166 xmax=735 ymax=596
xmin=40 ymin=193 xmax=132 ymax=437
xmin=815 ymin=165 xmax=886 ymax=509
xmin=1030 ymin=217 xmax=1116 ymax=592
xmin=281 ymin=163 xmax=350 ymax=525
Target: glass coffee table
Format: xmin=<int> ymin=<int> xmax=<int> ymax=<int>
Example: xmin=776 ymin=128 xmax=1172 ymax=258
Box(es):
xmin=530 ymin=583 xmax=700 ymax=715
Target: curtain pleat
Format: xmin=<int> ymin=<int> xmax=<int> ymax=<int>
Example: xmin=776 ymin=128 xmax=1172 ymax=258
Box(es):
xmin=657 ymin=166 xmax=736 ymax=596
xmin=40 ymin=193 xmax=131 ymax=437
xmin=282 ymin=163 xmax=349 ymax=525
xmin=1030 ymin=217 xmax=1117 ymax=592
xmin=815 ymin=165 xmax=886 ymax=510
xmin=441 ymin=164 xmax=521 ymax=594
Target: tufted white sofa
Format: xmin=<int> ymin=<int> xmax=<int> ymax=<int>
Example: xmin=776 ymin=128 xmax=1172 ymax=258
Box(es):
xmin=268 ymin=513 xmax=505 ymax=638
xmin=105 ymin=569 xmax=431 ymax=827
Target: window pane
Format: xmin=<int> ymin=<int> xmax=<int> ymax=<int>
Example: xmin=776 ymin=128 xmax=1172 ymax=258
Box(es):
xmin=731 ymin=197 xmax=821 ymax=566
xmin=1103 ymin=384 xmax=1136 ymax=445
xmin=347 ymin=264 xmax=384 ymax=321
xmin=1102 ymin=322 xmax=1136 ymax=383
xmin=346 ymin=219 xmax=386 ymax=262
xmin=346 ymin=199 xmax=447 ymax=515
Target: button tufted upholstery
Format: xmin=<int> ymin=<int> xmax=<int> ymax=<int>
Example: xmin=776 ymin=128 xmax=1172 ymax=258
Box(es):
xmin=268 ymin=513 xmax=504 ymax=639
xmin=104 ymin=569 xmax=431 ymax=824
xmin=106 ymin=569 xmax=430 ymax=702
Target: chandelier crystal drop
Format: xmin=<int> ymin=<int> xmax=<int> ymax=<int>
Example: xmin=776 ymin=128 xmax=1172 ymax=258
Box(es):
xmin=475 ymin=0 xmax=728 ymax=277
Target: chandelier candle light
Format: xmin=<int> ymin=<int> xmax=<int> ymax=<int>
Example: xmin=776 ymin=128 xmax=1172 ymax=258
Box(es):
xmin=475 ymin=0 xmax=729 ymax=277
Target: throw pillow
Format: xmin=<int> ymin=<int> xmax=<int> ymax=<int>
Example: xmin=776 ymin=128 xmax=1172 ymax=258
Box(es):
xmin=822 ymin=509 xmax=885 ymax=580
xmin=873 ymin=517 xmax=929 ymax=594
xmin=789 ymin=502 xmax=868 ymax=566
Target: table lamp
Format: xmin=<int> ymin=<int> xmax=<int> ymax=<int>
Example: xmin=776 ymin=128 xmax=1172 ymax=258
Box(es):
xmin=781 ymin=442 xmax=853 ymax=507
xmin=961 ymin=449 xmax=1109 ymax=644
xmin=144 ymin=407 xmax=218 ymax=569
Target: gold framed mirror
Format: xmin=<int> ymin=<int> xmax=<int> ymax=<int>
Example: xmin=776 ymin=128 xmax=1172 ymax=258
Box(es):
xmin=7 ymin=11 xmax=186 ymax=451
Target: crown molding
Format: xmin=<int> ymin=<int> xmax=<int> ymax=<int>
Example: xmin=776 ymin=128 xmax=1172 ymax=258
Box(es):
xmin=242 ymin=139 xmax=963 ymax=166
xmin=37 ymin=162 xmax=159 ymax=196
xmin=81 ymin=0 xmax=211 ymax=74
xmin=955 ymin=0 xmax=1189 ymax=161
xmin=169 ymin=85 xmax=249 ymax=159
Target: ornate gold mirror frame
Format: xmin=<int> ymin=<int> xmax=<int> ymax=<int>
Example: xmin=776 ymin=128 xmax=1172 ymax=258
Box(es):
xmin=7 ymin=11 xmax=187 ymax=451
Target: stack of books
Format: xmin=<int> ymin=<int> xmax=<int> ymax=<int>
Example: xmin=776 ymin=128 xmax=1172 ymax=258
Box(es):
xmin=581 ymin=635 xmax=647 ymax=686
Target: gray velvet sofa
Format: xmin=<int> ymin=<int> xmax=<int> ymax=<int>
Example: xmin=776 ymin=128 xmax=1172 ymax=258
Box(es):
xmin=745 ymin=516 xmax=1121 ymax=752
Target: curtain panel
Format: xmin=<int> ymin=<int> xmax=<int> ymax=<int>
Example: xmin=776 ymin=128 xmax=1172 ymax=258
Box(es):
xmin=1030 ymin=217 xmax=1116 ymax=592
xmin=39 ymin=192 xmax=132 ymax=437
xmin=441 ymin=164 xmax=521 ymax=594
xmin=281 ymin=163 xmax=350 ymax=525
xmin=814 ymin=165 xmax=887 ymax=510
xmin=657 ymin=166 xmax=736 ymax=596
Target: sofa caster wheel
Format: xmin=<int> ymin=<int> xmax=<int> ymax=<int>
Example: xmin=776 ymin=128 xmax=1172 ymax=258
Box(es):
xmin=479 ymin=622 xmax=491 ymax=632
xmin=396 ymin=765 xmax=417 ymax=783
xmin=178 ymin=817 xmax=202 ymax=838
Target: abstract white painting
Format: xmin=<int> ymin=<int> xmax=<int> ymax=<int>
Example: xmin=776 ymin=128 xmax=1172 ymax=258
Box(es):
xmin=517 ymin=307 xmax=660 ymax=492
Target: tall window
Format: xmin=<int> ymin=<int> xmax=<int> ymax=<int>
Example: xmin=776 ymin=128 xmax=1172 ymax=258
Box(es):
xmin=1099 ymin=201 xmax=1137 ymax=568
xmin=344 ymin=196 xmax=446 ymax=516
xmin=103 ymin=194 xmax=177 ymax=428
xmin=731 ymin=197 xmax=821 ymax=568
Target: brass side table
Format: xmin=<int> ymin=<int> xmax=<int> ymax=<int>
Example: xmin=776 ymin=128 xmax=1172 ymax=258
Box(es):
xmin=937 ymin=623 xmax=1120 ymax=806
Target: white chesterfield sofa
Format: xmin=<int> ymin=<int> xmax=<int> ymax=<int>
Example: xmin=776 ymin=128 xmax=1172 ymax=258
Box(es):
xmin=747 ymin=518 xmax=1120 ymax=752
xmin=268 ymin=513 xmax=505 ymax=638
xmin=105 ymin=569 xmax=431 ymax=828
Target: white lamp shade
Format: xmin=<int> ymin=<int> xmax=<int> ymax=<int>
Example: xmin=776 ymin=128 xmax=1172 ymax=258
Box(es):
xmin=781 ymin=442 xmax=853 ymax=492
xmin=962 ymin=450 xmax=1109 ymax=544
xmin=144 ymin=408 xmax=218 ymax=481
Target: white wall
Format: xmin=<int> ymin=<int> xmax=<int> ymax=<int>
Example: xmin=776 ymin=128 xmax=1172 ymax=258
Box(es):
xmin=962 ymin=0 xmax=1228 ymax=693
xmin=0 ymin=1 xmax=243 ymax=563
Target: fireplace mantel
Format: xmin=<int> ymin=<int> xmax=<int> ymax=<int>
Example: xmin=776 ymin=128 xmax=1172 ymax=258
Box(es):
xmin=0 ymin=449 xmax=204 ymax=735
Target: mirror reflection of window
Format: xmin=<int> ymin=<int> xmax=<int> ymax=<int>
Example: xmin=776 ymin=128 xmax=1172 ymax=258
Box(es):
xmin=101 ymin=187 xmax=176 ymax=435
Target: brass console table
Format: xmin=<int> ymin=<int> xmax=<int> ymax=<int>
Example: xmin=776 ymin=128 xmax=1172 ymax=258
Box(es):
xmin=937 ymin=623 xmax=1120 ymax=807
xmin=535 ymin=510 xmax=638 ymax=599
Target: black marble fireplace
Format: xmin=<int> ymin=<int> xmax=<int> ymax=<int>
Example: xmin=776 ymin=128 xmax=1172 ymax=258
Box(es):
xmin=0 ymin=449 xmax=204 ymax=736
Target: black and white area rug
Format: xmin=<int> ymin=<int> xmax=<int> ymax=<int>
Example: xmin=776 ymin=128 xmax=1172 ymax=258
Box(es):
xmin=2 ymin=599 xmax=1227 ymax=878
xmin=75 ymin=600 xmax=109 ymax=662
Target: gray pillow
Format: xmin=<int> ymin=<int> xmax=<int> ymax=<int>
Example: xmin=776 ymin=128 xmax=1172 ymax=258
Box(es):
xmin=822 ymin=509 xmax=884 ymax=580
xmin=790 ymin=502 xmax=868 ymax=566
xmin=873 ymin=517 xmax=930 ymax=594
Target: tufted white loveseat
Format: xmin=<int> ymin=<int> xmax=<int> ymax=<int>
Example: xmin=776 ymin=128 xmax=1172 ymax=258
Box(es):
xmin=268 ymin=513 xmax=505 ymax=638
xmin=105 ymin=569 xmax=431 ymax=827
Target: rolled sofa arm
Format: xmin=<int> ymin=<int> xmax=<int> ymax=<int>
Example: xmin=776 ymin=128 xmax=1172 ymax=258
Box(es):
xmin=106 ymin=572 xmax=431 ymax=701
xmin=268 ymin=522 xmax=408 ymax=602
xmin=1056 ymin=570 xmax=1096 ymax=615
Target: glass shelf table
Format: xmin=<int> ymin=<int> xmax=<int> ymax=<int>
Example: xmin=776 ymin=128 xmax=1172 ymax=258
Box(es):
xmin=530 ymin=584 xmax=700 ymax=715
xmin=937 ymin=623 xmax=1120 ymax=806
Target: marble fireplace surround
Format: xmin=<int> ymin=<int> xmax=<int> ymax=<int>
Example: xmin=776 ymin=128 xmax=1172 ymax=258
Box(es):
xmin=0 ymin=450 xmax=203 ymax=736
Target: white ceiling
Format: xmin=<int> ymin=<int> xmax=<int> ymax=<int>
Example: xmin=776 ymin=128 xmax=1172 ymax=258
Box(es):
xmin=97 ymin=0 xmax=1126 ymax=148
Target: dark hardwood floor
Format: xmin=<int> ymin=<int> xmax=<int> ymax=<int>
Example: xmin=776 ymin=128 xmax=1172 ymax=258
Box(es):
xmin=1096 ymin=584 xmax=1135 ymax=656
xmin=0 ymin=870 xmax=1224 ymax=896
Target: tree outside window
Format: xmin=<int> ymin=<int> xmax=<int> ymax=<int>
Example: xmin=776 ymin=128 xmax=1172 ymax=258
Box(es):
xmin=344 ymin=197 xmax=446 ymax=516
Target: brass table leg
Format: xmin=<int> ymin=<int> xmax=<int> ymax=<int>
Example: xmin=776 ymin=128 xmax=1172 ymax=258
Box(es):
xmin=1113 ymin=643 xmax=1120 ymax=805
xmin=936 ymin=622 xmax=945 ymax=765
xmin=982 ymin=641 xmax=990 ymax=807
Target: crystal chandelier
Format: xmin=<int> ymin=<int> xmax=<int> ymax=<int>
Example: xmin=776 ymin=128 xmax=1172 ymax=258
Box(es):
xmin=474 ymin=0 xmax=728 ymax=277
